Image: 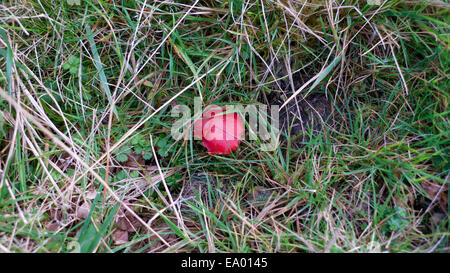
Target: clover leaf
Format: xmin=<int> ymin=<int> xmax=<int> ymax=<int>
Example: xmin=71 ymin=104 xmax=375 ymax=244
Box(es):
xmin=114 ymin=145 xmax=132 ymax=163
xmin=63 ymin=56 xmax=80 ymax=75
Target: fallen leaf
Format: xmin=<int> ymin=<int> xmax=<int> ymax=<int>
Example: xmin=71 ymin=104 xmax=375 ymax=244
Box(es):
xmin=86 ymin=190 xmax=98 ymax=200
xmin=48 ymin=208 xmax=62 ymax=221
xmin=115 ymin=205 xmax=142 ymax=232
xmin=123 ymin=152 xmax=145 ymax=168
xmin=46 ymin=220 xmax=59 ymax=232
xmin=113 ymin=230 xmax=129 ymax=245
xmin=76 ymin=202 xmax=91 ymax=220
xmin=422 ymin=181 xmax=448 ymax=211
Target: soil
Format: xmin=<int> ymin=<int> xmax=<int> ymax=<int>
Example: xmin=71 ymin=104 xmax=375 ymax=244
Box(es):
xmin=178 ymin=173 xmax=219 ymax=219
xmin=246 ymin=186 xmax=274 ymax=207
xmin=263 ymin=58 xmax=341 ymax=146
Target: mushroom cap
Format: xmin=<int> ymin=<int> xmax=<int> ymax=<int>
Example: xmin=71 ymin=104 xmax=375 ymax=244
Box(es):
xmin=193 ymin=106 xmax=244 ymax=155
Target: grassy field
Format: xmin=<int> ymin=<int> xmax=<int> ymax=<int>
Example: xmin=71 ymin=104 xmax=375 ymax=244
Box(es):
xmin=0 ymin=0 xmax=448 ymax=253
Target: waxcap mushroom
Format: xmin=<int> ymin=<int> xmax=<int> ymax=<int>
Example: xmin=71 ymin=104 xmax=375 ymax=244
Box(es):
xmin=193 ymin=105 xmax=244 ymax=154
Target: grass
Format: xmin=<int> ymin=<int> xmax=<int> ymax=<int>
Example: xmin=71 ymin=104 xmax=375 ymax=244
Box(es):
xmin=0 ymin=0 xmax=448 ymax=253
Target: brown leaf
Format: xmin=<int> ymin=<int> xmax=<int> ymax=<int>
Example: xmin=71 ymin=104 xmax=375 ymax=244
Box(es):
xmin=123 ymin=152 xmax=145 ymax=168
xmin=115 ymin=205 xmax=142 ymax=232
xmin=146 ymin=223 xmax=179 ymax=252
xmin=422 ymin=181 xmax=448 ymax=211
xmin=86 ymin=190 xmax=98 ymax=200
xmin=113 ymin=230 xmax=129 ymax=245
xmin=48 ymin=208 xmax=62 ymax=221
xmin=76 ymin=202 xmax=91 ymax=220
xmin=46 ymin=220 xmax=59 ymax=232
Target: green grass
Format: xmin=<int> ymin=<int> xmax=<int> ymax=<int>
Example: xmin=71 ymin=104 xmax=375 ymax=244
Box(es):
xmin=0 ymin=0 xmax=448 ymax=253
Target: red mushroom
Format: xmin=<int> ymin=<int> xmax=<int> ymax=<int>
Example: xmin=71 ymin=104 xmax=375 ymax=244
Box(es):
xmin=193 ymin=106 xmax=244 ymax=155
